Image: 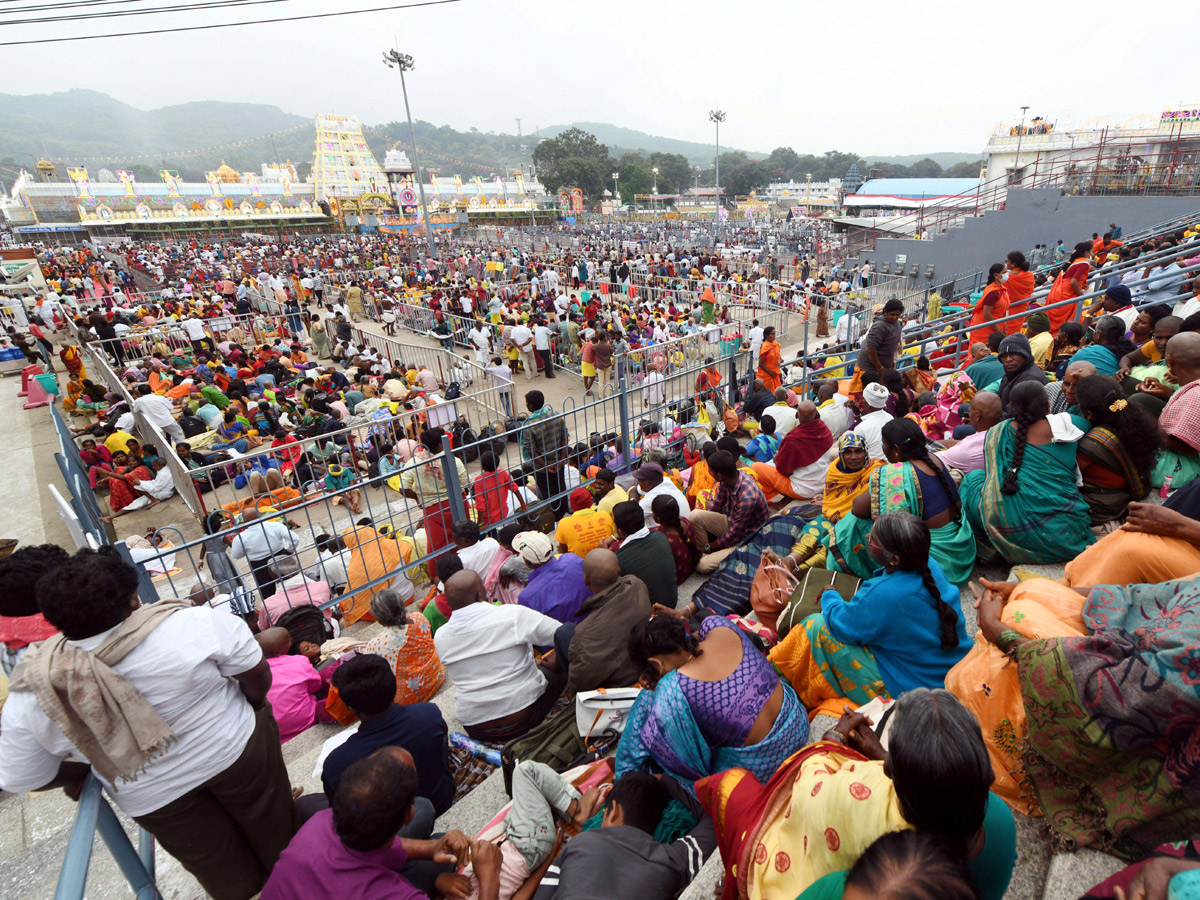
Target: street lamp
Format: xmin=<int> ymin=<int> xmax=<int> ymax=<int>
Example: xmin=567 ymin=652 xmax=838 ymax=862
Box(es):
xmin=612 ymin=172 xmax=620 ymax=216
xmin=805 ymin=172 xmax=812 ymax=207
xmin=708 ymin=109 xmax=726 ymax=228
xmin=652 ymin=166 xmax=659 ymax=220
xmin=1013 ymin=104 xmax=1030 ymax=184
xmin=383 ymin=49 xmax=436 ymax=261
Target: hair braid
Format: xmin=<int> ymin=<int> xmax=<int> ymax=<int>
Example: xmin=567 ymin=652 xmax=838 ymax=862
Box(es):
xmin=1001 ymin=415 xmax=1033 ymax=495
xmin=920 ymin=564 xmax=959 ymax=650
xmin=915 ymin=443 xmax=962 ymax=521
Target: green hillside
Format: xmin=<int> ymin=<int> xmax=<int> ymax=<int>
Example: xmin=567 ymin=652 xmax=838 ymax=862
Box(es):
xmin=539 ymin=122 xmax=766 ymax=166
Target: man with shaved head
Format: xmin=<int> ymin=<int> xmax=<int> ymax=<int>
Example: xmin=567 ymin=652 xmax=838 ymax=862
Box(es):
xmin=1149 ymin=335 xmax=1200 ymax=451
xmin=433 ymin=569 xmax=568 ymax=742
xmin=934 ymin=391 xmax=1002 ymax=477
xmin=760 ymin=387 xmax=799 ymax=439
xmin=750 ymin=399 xmax=836 ymax=502
xmin=562 ymin=549 xmax=653 ymax=698
xmin=1046 ymin=360 xmax=1097 ymax=415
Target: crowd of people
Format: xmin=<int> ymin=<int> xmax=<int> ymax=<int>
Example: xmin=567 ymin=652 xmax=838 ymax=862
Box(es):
xmin=2 ymin=214 xmax=1200 ymax=900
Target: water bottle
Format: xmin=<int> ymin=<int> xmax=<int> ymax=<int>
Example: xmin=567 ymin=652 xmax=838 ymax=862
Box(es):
xmin=1160 ymin=474 xmax=1173 ymax=499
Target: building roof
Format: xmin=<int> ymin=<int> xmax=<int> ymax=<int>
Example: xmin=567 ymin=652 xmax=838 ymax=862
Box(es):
xmin=852 ymin=178 xmax=982 ymax=199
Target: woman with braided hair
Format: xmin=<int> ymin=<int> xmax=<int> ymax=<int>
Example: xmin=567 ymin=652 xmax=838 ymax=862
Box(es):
xmin=825 ymin=418 xmax=977 ymax=585
xmin=770 ymin=512 xmax=971 ymax=718
xmin=1074 ymin=374 xmax=1157 ymax=526
xmin=960 ymin=380 xmax=1094 ymax=563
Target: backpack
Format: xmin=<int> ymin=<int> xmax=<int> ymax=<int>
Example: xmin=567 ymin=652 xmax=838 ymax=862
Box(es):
xmin=477 ymin=424 xmax=507 ymax=458
xmin=500 ymin=705 xmax=618 ymax=796
xmin=444 ymin=381 xmax=461 ymax=400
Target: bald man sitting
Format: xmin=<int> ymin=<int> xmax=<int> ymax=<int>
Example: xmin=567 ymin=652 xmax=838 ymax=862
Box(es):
xmin=433 ymin=569 xmax=568 ymax=742
xmin=934 ymin=391 xmax=1001 ymax=478
xmin=1148 ymin=334 xmax=1200 ymax=454
xmin=256 ymin=627 xmax=334 ymax=743
xmin=750 ymin=400 xmax=836 ymax=502
xmin=759 ymin=388 xmax=800 ymax=439
xmin=1045 ymin=360 xmax=1097 ymax=415
xmin=563 ymin=549 xmax=653 ymax=698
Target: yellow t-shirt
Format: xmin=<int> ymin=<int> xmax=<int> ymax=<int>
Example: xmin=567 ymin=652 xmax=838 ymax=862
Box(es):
xmin=1028 ymin=331 xmax=1054 ymax=369
xmin=1140 ymin=339 xmax=1163 ymax=364
xmin=104 ymin=430 xmax=136 ymax=455
xmin=555 ymin=508 xmax=616 ymax=558
xmin=596 ymin=485 xmax=629 ymax=519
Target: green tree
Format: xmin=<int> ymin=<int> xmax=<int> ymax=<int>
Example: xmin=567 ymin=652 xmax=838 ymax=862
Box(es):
xmin=647 ymin=151 xmax=691 ymax=194
xmin=945 ymin=159 xmax=985 ymax=178
xmin=532 ymin=127 xmax=611 ymax=197
xmin=905 ymin=158 xmax=944 ymax=178
xmin=763 ymin=146 xmax=802 ymax=182
xmin=615 ymin=152 xmax=652 ymax=205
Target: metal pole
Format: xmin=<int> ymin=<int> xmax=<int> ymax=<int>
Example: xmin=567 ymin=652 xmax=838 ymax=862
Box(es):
xmin=715 ymin=119 xmax=720 ymax=229
xmin=1013 ymin=105 xmax=1029 ymax=179
xmin=616 ymin=367 xmax=632 ymax=467
xmin=395 ymin=59 xmax=437 ymax=262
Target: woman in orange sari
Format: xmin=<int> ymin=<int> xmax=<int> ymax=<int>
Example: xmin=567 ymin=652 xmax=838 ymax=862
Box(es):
xmin=1002 ymin=251 xmax=1036 ymax=333
xmin=339 ymin=524 xmax=403 ymax=624
xmin=967 ymin=263 xmax=1010 ymax=347
xmin=756 ymin=327 xmax=783 ymax=393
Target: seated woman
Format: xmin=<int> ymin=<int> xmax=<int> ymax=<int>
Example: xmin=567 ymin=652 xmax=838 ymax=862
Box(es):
xmin=766 ymin=431 xmax=881 ymax=573
xmin=615 ymin=615 xmax=809 ymax=794
xmin=826 ymin=419 xmax=976 ymax=586
xmin=327 ymin=588 xmax=444 ymax=725
xmin=1073 ymin=375 xmax=1157 ymax=527
xmin=947 ymin=575 xmax=1200 ymax=855
xmin=94 ymin=450 xmax=153 ymax=516
xmin=960 ymin=381 xmax=1095 ymax=564
xmin=697 ymin=688 xmax=1016 ymax=900
xmin=650 ymin=494 xmax=702 ymax=585
xmin=339 ymin=523 xmax=403 ymax=625
xmin=80 ymin=438 xmax=113 ymax=489
xmin=771 ymin=512 xmax=971 ymax=719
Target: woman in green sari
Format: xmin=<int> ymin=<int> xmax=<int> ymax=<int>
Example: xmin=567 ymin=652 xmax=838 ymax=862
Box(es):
xmin=827 ymin=418 xmax=977 ymax=586
xmin=960 ymin=380 xmax=1095 ymax=564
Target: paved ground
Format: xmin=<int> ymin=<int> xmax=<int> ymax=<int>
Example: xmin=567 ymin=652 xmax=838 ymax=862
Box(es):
xmin=0 ymin=315 xmax=1130 ymax=900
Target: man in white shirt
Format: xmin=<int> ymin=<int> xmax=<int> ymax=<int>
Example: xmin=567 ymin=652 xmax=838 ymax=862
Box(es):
xmin=132 ymin=383 xmax=185 ymax=445
xmin=748 ymin=319 xmax=764 ymax=377
xmin=835 ymin=309 xmax=863 ymax=347
xmin=468 ymin=323 xmax=491 ymax=364
xmin=760 ymin=389 xmax=799 ymax=439
xmin=0 ymin=548 xmax=295 ymax=900
xmin=229 ymin=506 xmax=298 ymax=599
xmin=487 ymin=356 xmax=515 ymax=416
xmin=509 ymin=321 xmax=537 ymax=381
xmin=433 ymin=570 xmax=567 ymax=742
xmin=450 ymin=520 xmax=501 ymax=577
xmin=629 ymin=462 xmax=690 ymax=526
xmin=533 ymin=318 xmax=556 ymax=379
xmin=181 ymin=315 xmax=212 ymax=355
xmin=856 ymin=382 xmax=894 ymax=460
xmin=643 ymin=367 xmax=666 ymax=408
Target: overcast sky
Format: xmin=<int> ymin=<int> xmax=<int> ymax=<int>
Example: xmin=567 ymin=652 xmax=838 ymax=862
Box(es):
xmin=4 ymin=0 xmax=1199 ymax=156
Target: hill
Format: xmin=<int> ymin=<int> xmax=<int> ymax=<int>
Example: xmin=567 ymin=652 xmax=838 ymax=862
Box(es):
xmin=538 ymin=122 xmax=767 ymax=166
xmin=863 ymin=152 xmax=983 ymax=168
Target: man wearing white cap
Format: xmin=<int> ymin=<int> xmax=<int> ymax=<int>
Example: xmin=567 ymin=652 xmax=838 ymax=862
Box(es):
xmin=856 ymin=381 xmax=894 ymax=461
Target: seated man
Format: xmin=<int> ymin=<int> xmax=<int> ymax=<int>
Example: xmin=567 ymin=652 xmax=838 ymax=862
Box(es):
xmin=934 ymin=391 xmax=1002 ymax=478
xmin=555 ymin=487 xmax=616 ymax=558
xmin=529 ymin=771 xmax=714 ymax=900
xmin=257 ymin=627 xmax=334 ymax=743
xmin=513 ymin=531 xmax=592 ymax=624
xmin=606 ymin=500 xmax=678 ymax=611
xmin=815 ymin=381 xmax=852 ymax=440
xmin=749 ymin=400 xmax=836 ymax=501
xmin=688 ymin=450 xmax=771 ymax=574
xmin=451 ymin=519 xmax=501 ymax=578
xmin=593 ymin=467 xmax=629 ymax=518
xmin=434 ymin=570 xmax=567 ymax=742
xmin=759 ymin=388 xmax=799 ymax=439
xmin=743 ymin=416 xmax=779 ymax=463
xmin=564 ymin=549 xmax=652 ymax=698
xmin=319 ymin=654 xmax=453 ymax=816
xmin=261 ymin=747 xmax=471 ymax=900
xmin=1045 ymin=360 xmax=1096 ymax=416
xmin=743 ymin=378 xmax=775 ymax=420
xmin=629 ymin=462 xmax=690 ymax=526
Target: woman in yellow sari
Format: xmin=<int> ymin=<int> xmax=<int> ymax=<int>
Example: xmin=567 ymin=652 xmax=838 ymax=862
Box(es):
xmin=339 ymin=524 xmax=403 ymax=624
xmin=697 ymin=689 xmax=1016 ymax=900
xmin=765 ymin=431 xmax=881 ymax=572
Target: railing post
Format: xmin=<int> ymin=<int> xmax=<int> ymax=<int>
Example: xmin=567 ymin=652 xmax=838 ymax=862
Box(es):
xmin=439 ymin=433 xmax=467 ymax=523
xmin=616 ymin=368 xmax=633 ymax=461
xmin=96 ymin=800 xmax=162 ymax=900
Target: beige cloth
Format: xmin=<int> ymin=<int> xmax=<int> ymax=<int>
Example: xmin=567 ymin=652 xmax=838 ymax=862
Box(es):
xmin=9 ymin=599 xmax=192 ymax=784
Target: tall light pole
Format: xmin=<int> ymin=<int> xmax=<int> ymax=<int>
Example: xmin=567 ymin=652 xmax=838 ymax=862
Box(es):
xmin=709 ymin=109 xmax=725 ymax=228
xmin=652 ymin=166 xmax=659 ymax=221
xmin=805 ymin=172 xmax=812 ymax=208
xmin=612 ymin=171 xmax=620 ymax=216
xmin=1013 ymin=104 xmax=1030 ymax=183
xmin=383 ymin=49 xmax=436 ymax=261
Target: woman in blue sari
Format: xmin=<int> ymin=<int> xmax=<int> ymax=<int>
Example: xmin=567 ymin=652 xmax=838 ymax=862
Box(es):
xmin=960 ymin=380 xmax=1095 ymax=564
xmin=615 ymin=615 xmax=808 ymax=794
